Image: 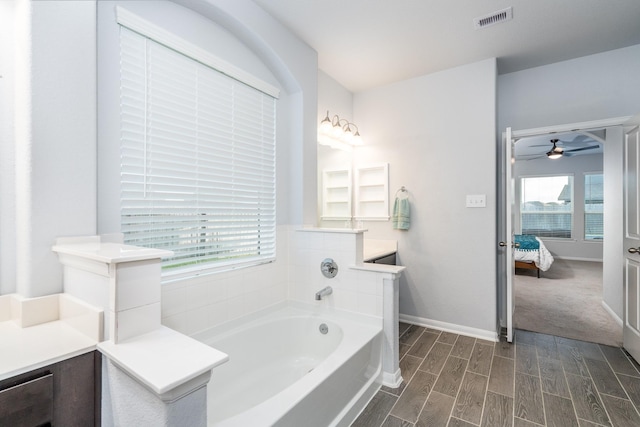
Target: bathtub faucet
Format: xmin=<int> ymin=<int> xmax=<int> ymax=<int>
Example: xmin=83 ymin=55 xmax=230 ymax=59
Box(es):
xmin=315 ymin=286 xmax=333 ymax=300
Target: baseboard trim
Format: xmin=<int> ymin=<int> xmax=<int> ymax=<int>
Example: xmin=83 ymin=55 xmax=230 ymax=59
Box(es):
xmin=381 ymin=369 xmax=403 ymax=388
xmin=554 ymin=256 xmax=603 ymax=262
xmin=399 ymin=314 xmax=498 ymax=342
xmin=602 ymin=300 xmax=623 ymax=327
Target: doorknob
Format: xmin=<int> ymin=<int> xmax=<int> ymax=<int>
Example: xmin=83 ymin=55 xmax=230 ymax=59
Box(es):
xmin=629 ymin=247 xmax=640 ymax=254
xmin=499 ymin=242 xmax=520 ymax=248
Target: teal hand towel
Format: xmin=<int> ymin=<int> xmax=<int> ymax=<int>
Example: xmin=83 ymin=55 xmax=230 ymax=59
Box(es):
xmin=392 ymin=197 xmax=410 ymax=230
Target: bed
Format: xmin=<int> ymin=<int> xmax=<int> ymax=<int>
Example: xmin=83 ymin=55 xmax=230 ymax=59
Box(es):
xmin=514 ymin=234 xmax=554 ymax=278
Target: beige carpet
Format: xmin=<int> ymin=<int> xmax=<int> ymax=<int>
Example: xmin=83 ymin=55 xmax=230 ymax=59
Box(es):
xmin=513 ymin=259 xmax=623 ymax=347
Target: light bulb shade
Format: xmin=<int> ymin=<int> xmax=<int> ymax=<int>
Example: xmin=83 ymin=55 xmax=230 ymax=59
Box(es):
xmin=341 ymin=125 xmax=354 ymax=143
xmin=331 ymin=122 xmax=343 ymax=139
xmin=351 ymin=131 xmax=363 ymax=146
xmin=546 ymin=139 xmax=563 ymax=159
xmin=319 ymin=113 xmax=332 ymax=135
xmin=547 ymin=150 xmax=562 ymax=159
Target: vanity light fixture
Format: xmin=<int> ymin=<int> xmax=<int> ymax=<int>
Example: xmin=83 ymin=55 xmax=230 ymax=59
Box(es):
xmin=318 ymin=111 xmax=364 ymax=151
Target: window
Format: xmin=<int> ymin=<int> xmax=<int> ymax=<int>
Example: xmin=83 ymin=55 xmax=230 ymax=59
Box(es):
xmin=520 ymin=175 xmax=573 ymax=238
xmin=118 ymin=25 xmax=277 ymax=279
xmin=585 ymin=173 xmax=604 ymax=240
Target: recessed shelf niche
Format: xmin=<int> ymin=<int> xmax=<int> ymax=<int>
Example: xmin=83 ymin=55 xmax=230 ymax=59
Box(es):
xmin=321 ymin=168 xmax=352 ymax=220
xmin=354 ymin=163 xmax=389 ymax=220
xmin=321 ymin=163 xmax=389 ymax=221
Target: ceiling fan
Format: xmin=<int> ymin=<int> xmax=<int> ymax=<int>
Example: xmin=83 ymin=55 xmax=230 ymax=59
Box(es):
xmin=546 ymin=139 xmax=564 ymax=159
xmin=521 ymin=136 xmax=600 ymax=160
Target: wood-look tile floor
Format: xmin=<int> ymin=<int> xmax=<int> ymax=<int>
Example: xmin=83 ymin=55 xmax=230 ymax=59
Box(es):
xmin=351 ymin=323 xmax=640 ymax=427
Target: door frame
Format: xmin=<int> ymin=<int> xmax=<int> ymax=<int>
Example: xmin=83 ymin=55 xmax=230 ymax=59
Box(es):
xmin=498 ymin=115 xmax=632 ymax=340
xmin=623 ymin=120 xmax=640 ymax=361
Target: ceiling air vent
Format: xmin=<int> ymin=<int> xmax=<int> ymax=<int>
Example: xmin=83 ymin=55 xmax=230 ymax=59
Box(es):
xmin=473 ymin=7 xmax=513 ymax=29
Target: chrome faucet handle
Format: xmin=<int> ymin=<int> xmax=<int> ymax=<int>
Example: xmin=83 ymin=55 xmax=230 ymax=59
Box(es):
xmin=320 ymin=258 xmax=338 ymax=278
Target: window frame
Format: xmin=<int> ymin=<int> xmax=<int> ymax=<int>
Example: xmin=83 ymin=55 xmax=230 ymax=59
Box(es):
xmin=584 ymin=172 xmax=604 ymax=241
xmin=519 ymin=174 xmax=574 ymax=239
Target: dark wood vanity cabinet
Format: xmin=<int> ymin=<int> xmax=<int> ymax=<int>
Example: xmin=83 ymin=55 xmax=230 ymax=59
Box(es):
xmin=0 ymin=351 xmax=101 ymax=427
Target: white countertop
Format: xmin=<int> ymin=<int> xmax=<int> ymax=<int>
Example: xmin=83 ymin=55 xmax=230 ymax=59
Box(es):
xmin=52 ymin=241 xmax=173 ymax=264
xmin=98 ymin=326 xmax=228 ymax=399
xmin=363 ymin=239 xmax=398 ymax=262
xmin=0 ymin=320 xmax=97 ymax=381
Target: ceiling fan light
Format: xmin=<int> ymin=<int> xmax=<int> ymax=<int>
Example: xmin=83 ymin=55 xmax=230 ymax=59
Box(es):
xmin=547 ymin=150 xmax=562 ymax=159
xmin=546 ymin=138 xmax=563 ymax=159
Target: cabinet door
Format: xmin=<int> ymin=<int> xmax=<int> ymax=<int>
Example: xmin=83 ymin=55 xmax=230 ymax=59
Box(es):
xmin=53 ymin=352 xmax=98 ymax=427
xmin=0 ymin=374 xmax=53 ymax=426
xmin=0 ymin=351 xmax=99 ymax=427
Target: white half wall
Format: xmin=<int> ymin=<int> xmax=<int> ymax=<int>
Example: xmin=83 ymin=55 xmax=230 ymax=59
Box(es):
xmin=353 ymin=58 xmax=498 ymax=335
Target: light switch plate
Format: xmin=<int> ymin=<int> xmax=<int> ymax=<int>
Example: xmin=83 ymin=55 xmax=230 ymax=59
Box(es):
xmin=466 ymin=194 xmax=486 ymax=208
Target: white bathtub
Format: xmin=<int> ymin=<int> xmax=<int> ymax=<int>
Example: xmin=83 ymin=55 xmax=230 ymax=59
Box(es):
xmin=195 ymin=304 xmax=383 ymax=427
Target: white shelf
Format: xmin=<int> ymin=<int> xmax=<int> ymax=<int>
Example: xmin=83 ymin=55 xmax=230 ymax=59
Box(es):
xmin=322 ymin=168 xmax=352 ymax=220
xmin=354 ymin=163 xmax=389 ymax=220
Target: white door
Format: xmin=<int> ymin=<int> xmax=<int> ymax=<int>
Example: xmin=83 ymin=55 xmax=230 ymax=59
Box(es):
xmin=501 ymin=127 xmax=516 ymax=342
xmin=624 ymin=123 xmax=640 ymax=360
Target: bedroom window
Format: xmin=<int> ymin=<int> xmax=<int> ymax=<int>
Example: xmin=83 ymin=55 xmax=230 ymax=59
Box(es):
xmin=585 ymin=173 xmax=604 ymax=240
xmin=118 ymin=23 xmax=278 ymax=280
xmin=520 ymin=175 xmax=573 ymax=238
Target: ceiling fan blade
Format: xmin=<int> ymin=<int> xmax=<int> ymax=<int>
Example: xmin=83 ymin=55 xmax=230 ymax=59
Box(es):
xmin=517 ymin=153 xmax=546 ymax=158
xmin=563 ymin=145 xmax=600 ymax=157
xmin=558 ymin=134 xmax=590 ymax=145
xmin=565 ymin=145 xmax=599 ymax=153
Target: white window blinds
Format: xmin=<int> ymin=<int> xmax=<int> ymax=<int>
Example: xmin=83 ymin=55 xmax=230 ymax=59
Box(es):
xmin=119 ymin=27 xmax=276 ymax=278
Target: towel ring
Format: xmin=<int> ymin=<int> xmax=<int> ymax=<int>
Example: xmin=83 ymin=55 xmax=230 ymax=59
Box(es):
xmin=396 ymin=186 xmax=409 ymax=199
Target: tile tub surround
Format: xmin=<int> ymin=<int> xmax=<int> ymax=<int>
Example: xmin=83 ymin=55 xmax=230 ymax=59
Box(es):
xmin=292 ymin=228 xmax=405 ymax=387
xmin=352 ymin=325 xmax=640 ymax=427
xmin=160 ymin=225 xmax=289 ymax=336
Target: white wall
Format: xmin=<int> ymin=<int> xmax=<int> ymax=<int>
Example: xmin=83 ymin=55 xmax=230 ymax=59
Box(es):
xmin=513 ymin=153 xmax=603 ymax=261
xmin=352 ymin=58 xmax=498 ymax=336
xmin=497 ymin=44 xmax=640 ymax=325
xmin=2 ymin=1 xmax=97 ymax=298
xmin=498 ymin=44 xmax=640 ymax=132
xmin=0 ymin=1 xmax=17 ymax=295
